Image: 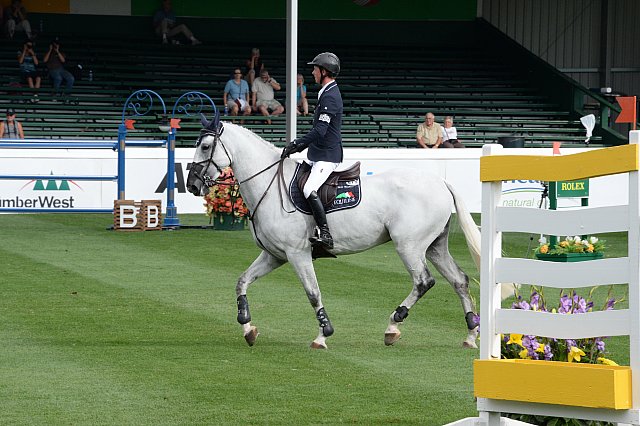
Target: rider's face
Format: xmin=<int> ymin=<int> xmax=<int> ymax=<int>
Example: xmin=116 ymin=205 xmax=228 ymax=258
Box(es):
xmin=312 ymin=66 xmax=321 ymax=84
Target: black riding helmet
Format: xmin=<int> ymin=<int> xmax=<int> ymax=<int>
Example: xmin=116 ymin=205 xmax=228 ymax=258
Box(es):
xmin=307 ymin=52 xmax=340 ymax=77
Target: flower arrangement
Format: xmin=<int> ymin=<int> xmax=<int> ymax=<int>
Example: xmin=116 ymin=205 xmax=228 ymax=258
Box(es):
xmin=535 ymin=235 xmax=606 ymax=256
xmin=203 ymin=167 xmax=249 ymax=224
xmin=501 ymin=286 xmax=619 ymax=365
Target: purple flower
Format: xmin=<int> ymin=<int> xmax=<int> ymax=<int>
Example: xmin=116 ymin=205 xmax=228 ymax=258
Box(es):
xmin=574 ymin=297 xmax=587 ymax=314
xmin=544 ymin=344 xmax=553 ymax=360
xmin=530 ymin=292 xmax=540 ymax=310
xmin=606 ymin=298 xmax=616 ymax=310
xmin=559 ymin=295 xmax=572 ymax=314
xmin=512 ymin=297 xmax=530 ymax=311
xmin=596 ymin=339 xmax=606 ymax=353
xmin=522 ymin=335 xmax=540 ymax=359
xmin=565 ymin=339 xmax=577 ymax=349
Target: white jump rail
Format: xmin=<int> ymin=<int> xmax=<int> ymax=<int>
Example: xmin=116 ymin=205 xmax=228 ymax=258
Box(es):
xmin=449 ymin=130 xmax=640 ymax=426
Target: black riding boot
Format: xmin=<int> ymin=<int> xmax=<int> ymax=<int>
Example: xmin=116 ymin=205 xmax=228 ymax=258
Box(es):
xmin=307 ymin=191 xmax=334 ymax=249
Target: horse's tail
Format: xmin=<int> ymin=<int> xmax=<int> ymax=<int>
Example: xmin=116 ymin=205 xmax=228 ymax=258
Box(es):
xmin=445 ymin=181 xmax=517 ymax=300
xmin=444 ymin=181 xmax=481 ymax=271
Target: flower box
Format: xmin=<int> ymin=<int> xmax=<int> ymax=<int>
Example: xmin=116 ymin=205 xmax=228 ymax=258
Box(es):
xmin=212 ymin=213 xmax=245 ymax=231
xmin=474 ymin=359 xmax=632 ymax=409
xmin=535 ymin=252 xmax=604 ymax=262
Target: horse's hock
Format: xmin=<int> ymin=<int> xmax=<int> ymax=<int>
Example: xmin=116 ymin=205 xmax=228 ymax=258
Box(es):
xmin=450 ymin=130 xmax=640 ymax=426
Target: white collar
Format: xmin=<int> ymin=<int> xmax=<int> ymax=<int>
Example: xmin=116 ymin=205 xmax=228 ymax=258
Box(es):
xmin=317 ymin=79 xmax=336 ymax=99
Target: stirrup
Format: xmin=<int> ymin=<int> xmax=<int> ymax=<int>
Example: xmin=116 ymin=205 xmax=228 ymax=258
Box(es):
xmin=309 ymin=226 xmax=334 ymax=249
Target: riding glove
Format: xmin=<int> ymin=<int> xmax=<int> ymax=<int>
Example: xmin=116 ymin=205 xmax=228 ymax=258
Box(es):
xmin=281 ymin=141 xmax=299 ymax=159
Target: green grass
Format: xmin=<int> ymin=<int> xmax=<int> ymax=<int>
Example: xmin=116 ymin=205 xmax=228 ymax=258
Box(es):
xmin=0 ymin=214 xmax=630 ymax=425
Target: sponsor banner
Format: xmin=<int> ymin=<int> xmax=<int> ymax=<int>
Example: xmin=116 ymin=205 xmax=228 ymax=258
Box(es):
xmin=0 ymin=147 xmax=628 ymax=214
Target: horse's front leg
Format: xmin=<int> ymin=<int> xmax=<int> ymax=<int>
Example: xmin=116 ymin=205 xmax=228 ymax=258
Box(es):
xmin=236 ymin=250 xmax=285 ymax=346
xmin=288 ymin=251 xmax=334 ymax=349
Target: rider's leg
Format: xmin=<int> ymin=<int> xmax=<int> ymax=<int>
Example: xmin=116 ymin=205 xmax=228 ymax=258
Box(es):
xmin=303 ymin=161 xmax=338 ymax=249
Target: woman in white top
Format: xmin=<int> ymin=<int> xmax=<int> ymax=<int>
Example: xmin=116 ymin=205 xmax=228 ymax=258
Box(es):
xmin=441 ymin=116 xmax=465 ymax=148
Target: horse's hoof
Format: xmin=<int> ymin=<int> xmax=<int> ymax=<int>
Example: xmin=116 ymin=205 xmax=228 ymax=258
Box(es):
xmin=244 ymin=326 xmax=259 ymax=346
xmin=384 ymin=332 xmax=401 ymax=346
xmin=462 ymin=340 xmax=478 ymax=349
xmin=310 ymin=341 xmax=327 ymax=349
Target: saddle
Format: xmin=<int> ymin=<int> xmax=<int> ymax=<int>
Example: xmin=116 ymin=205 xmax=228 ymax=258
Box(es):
xmin=295 ymin=161 xmax=361 ymax=207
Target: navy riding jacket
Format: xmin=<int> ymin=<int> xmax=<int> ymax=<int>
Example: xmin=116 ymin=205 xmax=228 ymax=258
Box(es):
xmin=294 ymin=81 xmax=343 ymax=163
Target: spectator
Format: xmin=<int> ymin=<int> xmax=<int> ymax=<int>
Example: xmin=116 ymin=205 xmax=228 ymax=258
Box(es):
xmin=18 ymin=40 xmax=41 ymax=102
xmin=223 ymin=68 xmax=251 ymax=117
xmin=0 ymin=108 xmax=25 ymax=139
xmin=441 ymin=116 xmax=465 ymax=148
xmin=251 ymin=69 xmax=284 ymax=125
xmin=5 ymin=0 xmax=32 ymax=40
xmin=153 ymin=0 xmax=201 ymax=46
xmin=43 ymin=38 xmax=74 ymax=98
xmin=416 ymin=112 xmax=443 ymax=148
xmin=245 ymin=48 xmax=263 ymax=86
xmin=296 ymin=73 xmax=309 ymax=116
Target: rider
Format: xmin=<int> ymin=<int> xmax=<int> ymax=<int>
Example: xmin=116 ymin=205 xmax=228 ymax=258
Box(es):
xmin=281 ymin=52 xmax=343 ymax=250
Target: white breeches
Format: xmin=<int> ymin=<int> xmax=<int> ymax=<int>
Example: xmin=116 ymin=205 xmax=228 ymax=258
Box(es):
xmin=302 ymin=160 xmax=339 ymax=198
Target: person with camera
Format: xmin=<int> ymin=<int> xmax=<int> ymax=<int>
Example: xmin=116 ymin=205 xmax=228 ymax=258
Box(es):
xmin=281 ymin=52 xmax=343 ymax=250
xmin=0 ymin=109 xmax=25 ymax=139
xmin=251 ymin=69 xmax=284 ymax=125
xmin=18 ymin=40 xmax=41 ymax=102
xmin=43 ymin=38 xmax=74 ymax=99
xmin=5 ymin=0 xmax=32 ymax=40
xmin=245 ymin=48 xmax=263 ymax=86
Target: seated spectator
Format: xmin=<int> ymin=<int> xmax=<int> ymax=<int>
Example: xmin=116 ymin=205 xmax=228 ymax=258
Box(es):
xmin=43 ymin=38 xmax=74 ymax=99
xmin=5 ymin=0 xmax=32 ymax=40
xmin=153 ymin=0 xmax=201 ymax=45
xmin=224 ymin=68 xmax=251 ymax=118
xmin=416 ymin=112 xmax=443 ymax=148
xmin=18 ymin=40 xmax=41 ymax=102
xmin=296 ymin=73 xmax=308 ymax=116
xmin=0 ymin=108 xmax=25 ymax=139
xmin=251 ymin=69 xmax=284 ymax=125
xmin=245 ymin=48 xmax=263 ymax=86
xmin=441 ymin=116 xmax=465 ymax=148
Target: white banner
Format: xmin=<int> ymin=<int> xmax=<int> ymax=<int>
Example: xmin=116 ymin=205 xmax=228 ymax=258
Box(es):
xmin=0 ymin=147 xmax=627 ymax=214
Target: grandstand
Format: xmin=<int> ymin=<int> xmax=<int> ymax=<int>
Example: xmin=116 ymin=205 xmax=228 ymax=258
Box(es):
xmin=0 ymin=18 xmax=627 ymax=148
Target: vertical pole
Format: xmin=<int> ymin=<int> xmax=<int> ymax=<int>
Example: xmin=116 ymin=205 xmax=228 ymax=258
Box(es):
xmin=478 ymin=144 xmax=503 ymax=425
xmin=117 ymin=123 xmax=126 ymax=200
xmin=628 ymin=131 xmax=640 ymax=413
xmin=163 ymin=127 xmax=180 ymax=228
xmin=549 ymin=181 xmax=557 ymax=247
xmin=286 ymin=0 xmax=298 ymax=144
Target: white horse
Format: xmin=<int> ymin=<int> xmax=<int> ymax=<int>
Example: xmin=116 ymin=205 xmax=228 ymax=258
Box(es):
xmin=187 ymin=118 xmax=484 ymax=349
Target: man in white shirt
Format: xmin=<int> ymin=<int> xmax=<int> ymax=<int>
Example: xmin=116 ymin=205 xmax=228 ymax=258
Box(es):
xmin=251 ymin=69 xmax=284 ymax=124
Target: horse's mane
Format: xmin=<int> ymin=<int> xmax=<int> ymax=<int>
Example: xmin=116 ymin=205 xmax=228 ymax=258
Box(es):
xmin=222 ymin=121 xmax=280 ymax=153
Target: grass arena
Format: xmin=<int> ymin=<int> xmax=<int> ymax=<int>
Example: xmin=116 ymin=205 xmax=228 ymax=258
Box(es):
xmin=0 ymin=211 xmax=631 ymax=424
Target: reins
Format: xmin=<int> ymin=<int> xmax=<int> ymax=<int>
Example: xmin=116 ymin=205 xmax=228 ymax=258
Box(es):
xmin=240 ymin=158 xmax=295 ymax=221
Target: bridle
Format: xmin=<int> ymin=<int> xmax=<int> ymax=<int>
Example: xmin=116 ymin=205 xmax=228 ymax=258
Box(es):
xmin=188 ymin=124 xmax=230 ymax=189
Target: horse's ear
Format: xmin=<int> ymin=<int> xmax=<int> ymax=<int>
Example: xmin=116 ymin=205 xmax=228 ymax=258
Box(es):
xmin=200 ymin=113 xmax=210 ymax=129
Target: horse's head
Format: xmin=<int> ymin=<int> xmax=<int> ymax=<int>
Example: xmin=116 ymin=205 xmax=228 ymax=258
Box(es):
xmin=186 ymin=113 xmax=230 ymax=196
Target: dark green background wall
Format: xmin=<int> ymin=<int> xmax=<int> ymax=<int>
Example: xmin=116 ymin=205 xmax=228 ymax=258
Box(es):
xmin=131 ymin=0 xmax=476 ymax=20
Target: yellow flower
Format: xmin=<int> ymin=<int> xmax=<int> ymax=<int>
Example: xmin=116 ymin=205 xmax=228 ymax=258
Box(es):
xmin=586 ymin=244 xmax=594 ymax=253
xmin=597 ymin=357 xmax=619 ymax=366
xmin=519 ymin=348 xmax=529 ymax=359
xmin=560 ymin=241 xmax=569 ymax=248
xmin=535 ymin=344 xmax=545 ymax=353
xmin=568 ymin=346 xmax=586 ymax=362
xmin=539 ymin=244 xmax=549 ymax=254
xmin=507 ymin=333 xmax=523 ymax=346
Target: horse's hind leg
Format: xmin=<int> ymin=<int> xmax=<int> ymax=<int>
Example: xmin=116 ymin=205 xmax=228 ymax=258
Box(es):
xmin=426 ymin=224 xmax=479 ymax=349
xmin=236 ymin=250 xmax=286 ymax=346
xmin=385 ymin=243 xmax=436 ymax=346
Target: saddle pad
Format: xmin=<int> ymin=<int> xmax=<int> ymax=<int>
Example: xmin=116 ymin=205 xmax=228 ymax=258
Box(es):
xmin=289 ymin=162 xmax=362 ymax=215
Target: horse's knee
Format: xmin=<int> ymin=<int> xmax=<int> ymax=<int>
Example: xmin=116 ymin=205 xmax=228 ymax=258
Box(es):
xmin=237 ymin=294 xmax=251 ymax=324
xmin=393 ymin=305 xmax=409 ymax=323
xmin=416 ymin=275 xmax=436 ymax=297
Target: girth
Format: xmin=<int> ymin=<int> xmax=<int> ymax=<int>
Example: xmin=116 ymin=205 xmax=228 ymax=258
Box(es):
xmin=296 ymin=161 xmax=361 ymax=207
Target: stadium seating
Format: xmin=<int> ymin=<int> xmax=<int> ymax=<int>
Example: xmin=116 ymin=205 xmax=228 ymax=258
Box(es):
xmin=0 ymin=31 xmax=603 ymax=148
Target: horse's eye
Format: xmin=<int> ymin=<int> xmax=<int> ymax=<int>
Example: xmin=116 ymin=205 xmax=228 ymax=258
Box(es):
xmin=201 ymin=144 xmax=210 ymax=151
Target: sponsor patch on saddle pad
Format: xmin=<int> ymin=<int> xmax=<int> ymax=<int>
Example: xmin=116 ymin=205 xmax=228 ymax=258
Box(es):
xmin=289 ymin=163 xmax=361 ymax=215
